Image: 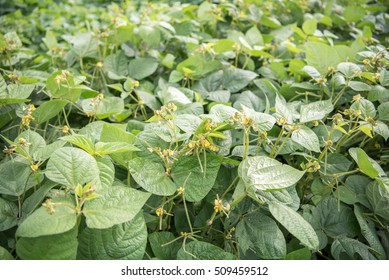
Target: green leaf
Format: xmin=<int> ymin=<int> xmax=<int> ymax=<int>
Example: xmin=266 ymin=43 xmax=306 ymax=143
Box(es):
xmin=349 ymin=147 xmax=384 ymax=179
xmin=331 ymin=237 xmax=375 ymax=260
xmin=128 ymin=157 xmax=176 ymax=196
xmin=94 ymin=142 xmax=140 ymax=156
xmin=96 ymin=157 xmax=115 ymax=189
xmin=236 ymin=212 xmax=286 ymax=259
xmin=16 ymin=226 xmax=78 ymax=260
xmin=291 ymin=125 xmax=320 ymax=153
xmin=45 ymin=147 xmax=100 ymax=189
xmin=300 ymin=100 xmax=334 ymax=123
xmin=366 ymin=181 xmax=389 ymax=222
xmin=21 ymin=180 xmax=57 ymax=216
xmin=60 ymin=134 xmax=95 ymax=155
xmin=0 ymin=197 xmax=18 ymax=231
xmin=275 ymin=94 xmax=294 ymax=123
xmin=285 ymin=248 xmax=311 ymax=260
xmin=349 ymin=81 xmax=371 ymax=92
xmin=239 ymin=156 xmax=305 ymax=191
xmin=377 ymin=102 xmax=389 ymax=120
xmin=78 ymin=212 xmax=147 ymax=260
xmin=269 ymin=201 xmax=319 ymax=250
xmin=343 ymin=6 xmax=365 ymax=22
xmin=222 ymin=68 xmax=258 ymax=93
xmin=315 ymin=197 xmax=359 ymax=238
xmin=16 ymin=199 xmax=77 ymax=238
xmin=241 ymin=105 xmax=276 ymax=132
xmin=305 ymin=42 xmax=342 ymax=74
xmin=0 ymin=161 xmax=38 ymax=196
xmin=337 ymin=62 xmax=361 ymax=79
xmin=171 ymin=154 xmax=222 ymax=202
xmin=246 ymin=26 xmax=264 ymax=46
xmin=7 ymin=84 xmax=35 ymax=99
xmin=0 ymin=246 xmax=13 ymax=260
xmin=128 ymin=57 xmax=158 ymax=80
xmin=354 ymin=205 xmax=386 ymax=259
xmin=379 ymin=69 xmax=389 ymax=86
xmin=83 ymin=183 xmax=150 ymax=229
xmin=302 ymin=18 xmax=317 ymax=35
xmin=14 ymin=129 xmax=46 ymax=160
xmin=32 ymin=100 xmax=69 ymax=124
xmin=96 ymin=97 xmax=124 ymax=119
xmin=149 ymin=231 xmax=180 ymax=260
xmin=213 ymin=39 xmax=236 ymax=54
xmin=350 ymin=98 xmax=376 ymax=118
xmin=70 ymin=33 xmax=98 ymax=58
xmin=104 ymin=51 xmax=128 ymax=79
xmin=233 ymin=90 xmax=264 ymax=112
xmin=177 ymin=241 xmax=235 ymax=260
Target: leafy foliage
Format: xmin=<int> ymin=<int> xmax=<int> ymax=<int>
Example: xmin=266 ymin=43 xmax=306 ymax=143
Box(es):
xmin=0 ymin=0 xmax=388 ymax=260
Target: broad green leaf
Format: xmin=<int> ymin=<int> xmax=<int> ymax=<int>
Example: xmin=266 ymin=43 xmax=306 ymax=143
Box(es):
xmin=246 ymin=26 xmax=264 ymax=46
xmin=349 ymin=148 xmax=384 ymax=179
xmin=45 ymin=147 xmax=100 ymax=189
xmin=60 ymin=134 xmax=95 ymax=155
xmin=78 ymin=212 xmax=147 ymax=260
xmin=300 ymin=100 xmax=334 ymax=123
xmin=275 ymin=94 xmax=294 ymax=123
xmin=149 ymin=231 xmax=180 ymax=260
xmin=366 ymin=181 xmax=389 ymax=222
xmin=96 ymin=157 xmax=115 ymax=189
xmin=0 ymin=246 xmax=13 ymax=260
xmin=302 ymin=66 xmax=321 ymax=79
xmin=171 ymin=154 xmax=222 ymax=202
xmin=222 ymin=68 xmax=258 ymax=93
xmin=205 ymin=104 xmax=239 ymax=123
xmin=128 ymin=157 xmax=176 ymax=196
xmin=14 ymin=130 xmax=46 ymax=160
xmin=291 ymin=125 xmax=320 ymax=153
xmin=239 ymin=156 xmax=305 ymax=191
xmin=104 ymin=51 xmax=128 ymax=79
xmin=83 ymin=183 xmax=150 ymax=229
xmin=161 ymin=86 xmax=191 ymax=105
xmin=373 ymin=120 xmax=389 ymax=141
xmin=315 ymin=197 xmax=359 ymax=238
xmin=343 ymin=6 xmax=365 ymax=22
xmin=337 ymin=62 xmax=361 ymax=79
xmin=32 ymin=100 xmax=69 ymax=124
xmin=331 ymin=237 xmax=375 ymax=260
xmin=350 ymin=98 xmax=376 ymax=118
xmin=16 ymin=226 xmax=78 ymax=260
xmin=236 ymin=212 xmax=286 ymax=259
xmin=96 ymin=97 xmax=125 ymax=119
xmin=213 ymin=39 xmax=235 ymax=54
xmin=22 ymin=180 xmax=57 ymax=215
xmin=305 ymin=42 xmax=342 ymax=74
xmin=34 ymin=140 xmax=66 ymax=162
xmin=70 ymin=32 xmax=98 ymax=58
xmin=242 ymin=105 xmax=276 ymax=132
xmin=139 ymin=25 xmax=160 ymax=48
xmin=379 ymin=69 xmax=389 ymax=86
xmin=285 ymin=248 xmax=311 ymax=260
xmin=233 ymin=90 xmax=264 ymax=112
xmin=0 ymin=197 xmax=18 ymax=231
xmin=0 ymin=160 xmax=38 ymax=196
xmin=16 ymin=201 xmax=77 ymax=238
xmin=177 ymin=241 xmax=235 ymax=260
xmin=94 ymin=142 xmax=140 ymax=156
xmin=269 ymin=201 xmax=319 ymax=250
xmin=349 ymin=81 xmax=371 ymax=92
xmin=7 ymin=84 xmax=35 ymax=99
xmin=354 ymin=205 xmax=386 ymax=259
xmin=302 ymin=18 xmax=317 ymax=35
xmin=128 ymin=57 xmax=158 ymax=80
xmin=378 ymin=102 xmax=389 ymax=120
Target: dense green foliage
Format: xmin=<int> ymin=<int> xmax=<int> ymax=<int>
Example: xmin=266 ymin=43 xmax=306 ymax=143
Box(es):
xmin=1 ymin=0 xmax=388 ymax=260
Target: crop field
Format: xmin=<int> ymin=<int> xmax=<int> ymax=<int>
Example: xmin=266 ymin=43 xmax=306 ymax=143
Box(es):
xmin=0 ymin=0 xmax=388 ymax=260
